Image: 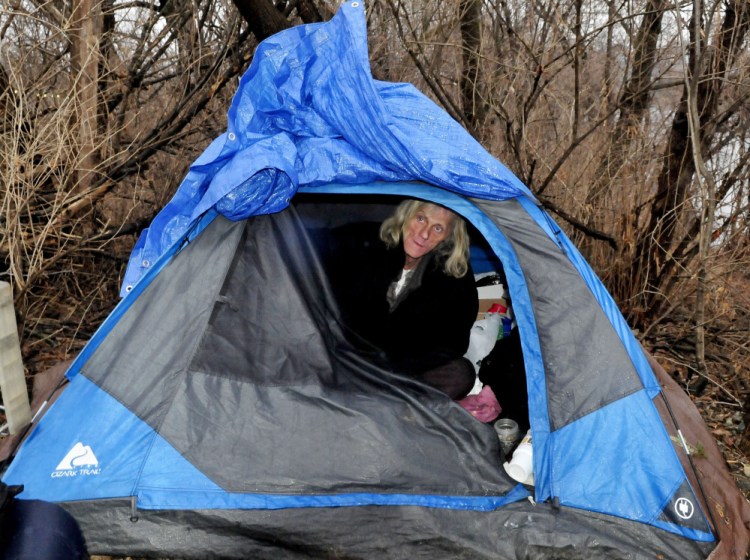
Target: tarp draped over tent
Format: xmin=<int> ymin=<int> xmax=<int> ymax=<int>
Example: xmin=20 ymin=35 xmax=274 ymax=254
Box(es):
xmin=120 ymin=0 xmax=532 ymax=296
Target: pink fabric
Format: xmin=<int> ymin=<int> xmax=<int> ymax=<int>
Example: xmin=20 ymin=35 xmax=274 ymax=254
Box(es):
xmin=457 ymin=385 xmax=502 ymax=423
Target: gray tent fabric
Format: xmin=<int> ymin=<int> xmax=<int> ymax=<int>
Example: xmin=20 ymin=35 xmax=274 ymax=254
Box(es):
xmin=82 ymin=209 xmax=515 ymax=496
xmin=480 ymin=199 xmax=644 ymax=430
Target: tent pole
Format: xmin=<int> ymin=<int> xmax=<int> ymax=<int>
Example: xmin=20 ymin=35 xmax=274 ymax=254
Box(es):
xmin=659 ymin=391 xmax=719 ymax=540
xmin=0 ymin=375 xmax=68 ymax=475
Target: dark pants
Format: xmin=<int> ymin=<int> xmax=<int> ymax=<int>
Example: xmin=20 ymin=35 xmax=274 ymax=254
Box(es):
xmin=0 ymin=490 xmax=87 ymax=560
xmin=416 ymin=357 xmax=476 ymax=400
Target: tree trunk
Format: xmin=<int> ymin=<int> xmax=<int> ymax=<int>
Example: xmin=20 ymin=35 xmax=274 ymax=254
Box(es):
xmin=586 ymin=0 xmax=667 ymax=218
xmin=572 ymin=0 xmax=583 ymax=139
xmin=637 ymin=0 xmax=750 ymax=320
xmin=296 ymin=0 xmax=332 ymax=23
xmin=459 ymin=0 xmax=482 ymax=132
xmin=0 ymin=63 xmax=11 ymax=131
xmin=232 ymin=0 xmax=291 ymax=41
xmin=69 ymin=0 xmax=102 ymax=201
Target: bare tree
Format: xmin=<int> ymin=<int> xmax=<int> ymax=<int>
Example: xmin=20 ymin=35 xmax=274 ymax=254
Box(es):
xmin=233 ymin=0 xmax=292 ymax=39
xmin=460 ymin=0 xmax=482 ymax=132
xmin=0 ymin=0 xmax=255 ymax=370
xmin=0 ymin=0 xmax=345 ymax=374
xmin=70 ymin=0 xmax=102 ymax=202
xmin=585 ymin=0 xmax=669 ymax=222
xmin=232 ymin=0 xmax=335 ymax=39
xmin=636 ymin=0 xmax=750 ymax=321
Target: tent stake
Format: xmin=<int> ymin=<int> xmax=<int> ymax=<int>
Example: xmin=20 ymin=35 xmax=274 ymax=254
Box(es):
xmin=0 ymin=282 xmax=31 ymax=434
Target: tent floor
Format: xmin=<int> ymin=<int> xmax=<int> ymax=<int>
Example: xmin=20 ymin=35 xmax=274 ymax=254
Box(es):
xmin=63 ymin=497 xmax=715 ymax=559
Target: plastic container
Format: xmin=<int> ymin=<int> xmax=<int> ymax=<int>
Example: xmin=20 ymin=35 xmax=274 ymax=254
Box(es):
xmin=493 ymin=418 xmax=520 ymax=456
xmin=487 ymin=303 xmax=514 ymax=339
xmin=488 ymin=302 xmax=507 ymax=315
xmin=504 ymin=430 xmax=533 ymax=483
xmin=501 ymin=316 xmax=513 ymax=338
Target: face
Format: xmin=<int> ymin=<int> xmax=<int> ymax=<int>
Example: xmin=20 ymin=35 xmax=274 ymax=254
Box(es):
xmin=402 ymin=204 xmax=455 ymax=269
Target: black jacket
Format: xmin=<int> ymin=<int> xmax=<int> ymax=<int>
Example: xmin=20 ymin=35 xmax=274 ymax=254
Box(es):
xmin=325 ymin=222 xmax=478 ymax=375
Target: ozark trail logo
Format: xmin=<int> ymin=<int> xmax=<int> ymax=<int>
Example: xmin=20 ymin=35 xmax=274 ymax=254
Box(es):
xmin=51 ymin=442 xmax=101 ymax=478
xmin=674 ymin=497 xmax=694 ymax=520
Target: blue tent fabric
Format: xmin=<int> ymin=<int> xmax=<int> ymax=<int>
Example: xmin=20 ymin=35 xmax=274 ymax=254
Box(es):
xmin=121 ymin=0 xmax=532 ymax=296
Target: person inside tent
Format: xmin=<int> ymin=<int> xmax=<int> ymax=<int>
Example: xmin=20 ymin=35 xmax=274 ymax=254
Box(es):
xmin=326 ymin=199 xmax=478 ymax=399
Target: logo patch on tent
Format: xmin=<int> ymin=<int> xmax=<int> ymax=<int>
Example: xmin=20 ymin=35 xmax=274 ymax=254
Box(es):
xmin=657 ymin=480 xmax=710 ymax=532
xmin=51 ymin=442 xmax=101 ymax=478
xmin=674 ymin=497 xmax=694 ymax=520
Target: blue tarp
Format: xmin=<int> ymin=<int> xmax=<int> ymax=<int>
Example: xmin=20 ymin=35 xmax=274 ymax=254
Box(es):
xmin=121 ymin=0 xmax=532 ymax=295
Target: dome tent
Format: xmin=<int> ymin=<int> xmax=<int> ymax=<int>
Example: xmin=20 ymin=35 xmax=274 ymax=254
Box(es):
xmin=3 ymin=2 xmax=748 ymax=558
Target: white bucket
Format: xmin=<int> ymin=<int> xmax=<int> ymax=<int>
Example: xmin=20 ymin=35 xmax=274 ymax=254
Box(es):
xmin=504 ymin=430 xmax=533 ymax=483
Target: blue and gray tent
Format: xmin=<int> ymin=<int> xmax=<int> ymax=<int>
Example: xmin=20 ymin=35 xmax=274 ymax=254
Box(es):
xmin=1 ymin=2 xmax=726 ymax=558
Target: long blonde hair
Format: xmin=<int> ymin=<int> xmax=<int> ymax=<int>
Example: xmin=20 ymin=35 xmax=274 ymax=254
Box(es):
xmin=379 ymin=199 xmax=470 ymax=278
